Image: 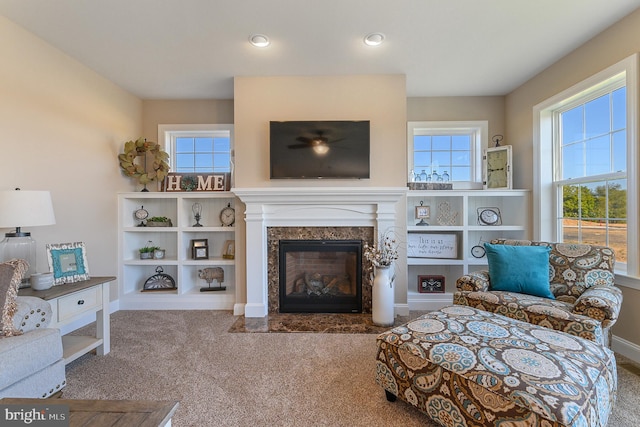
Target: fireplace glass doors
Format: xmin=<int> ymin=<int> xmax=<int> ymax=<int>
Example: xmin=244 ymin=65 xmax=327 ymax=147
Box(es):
xmin=278 ymin=240 xmax=363 ymax=313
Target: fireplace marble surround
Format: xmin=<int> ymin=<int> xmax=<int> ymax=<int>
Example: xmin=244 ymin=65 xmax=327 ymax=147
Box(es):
xmin=234 ymin=187 xmax=407 ymax=318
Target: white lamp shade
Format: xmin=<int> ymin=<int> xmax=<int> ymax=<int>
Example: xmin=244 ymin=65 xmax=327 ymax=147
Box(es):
xmin=0 ymin=190 xmax=56 ymax=228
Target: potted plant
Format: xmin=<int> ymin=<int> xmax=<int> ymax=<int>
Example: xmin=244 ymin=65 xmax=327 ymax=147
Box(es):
xmin=139 ymin=242 xmax=160 ymax=260
xmin=146 ymin=216 xmax=173 ymax=227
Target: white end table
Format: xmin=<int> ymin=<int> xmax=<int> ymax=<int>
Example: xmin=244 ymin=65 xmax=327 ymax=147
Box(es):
xmin=20 ymin=276 xmax=115 ymax=364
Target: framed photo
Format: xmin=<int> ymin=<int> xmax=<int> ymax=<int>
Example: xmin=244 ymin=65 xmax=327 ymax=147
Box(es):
xmin=46 ymin=242 xmax=90 ymax=285
xmin=418 ymin=275 xmax=445 ymax=293
xmin=222 ymin=240 xmax=235 ymax=260
xmin=414 ymin=205 xmax=430 ymax=219
xmin=191 ymin=239 xmax=209 ymax=260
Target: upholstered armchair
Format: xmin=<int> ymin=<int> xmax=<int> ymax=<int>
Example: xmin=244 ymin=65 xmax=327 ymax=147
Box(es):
xmin=454 ymin=239 xmax=623 ymax=347
xmin=0 ymin=259 xmax=65 ymax=398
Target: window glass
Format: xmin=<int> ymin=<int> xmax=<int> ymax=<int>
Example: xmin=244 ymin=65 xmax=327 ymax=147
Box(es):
xmin=169 ymin=133 xmax=231 ymax=173
xmin=556 ymin=82 xmax=627 ymax=264
xmin=409 ymin=122 xmax=485 ymax=184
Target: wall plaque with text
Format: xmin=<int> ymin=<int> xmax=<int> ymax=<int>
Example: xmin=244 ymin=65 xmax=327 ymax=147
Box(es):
xmin=407 ymin=233 xmax=457 ymax=259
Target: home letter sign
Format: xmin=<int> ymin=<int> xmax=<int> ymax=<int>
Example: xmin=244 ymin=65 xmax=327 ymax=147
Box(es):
xmin=163 ymin=173 xmax=230 ymax=192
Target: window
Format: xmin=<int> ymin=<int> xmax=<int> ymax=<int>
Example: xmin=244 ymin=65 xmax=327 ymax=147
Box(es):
xmin=556 ymin=87 xmax=627 ymax=261
xmin=407 ymin=121 xmax=487 ymax=187
xmin=158 ymin=124 xmax=233 ymax=174
xmin=534 ymin=54 xmax=638 ymax=276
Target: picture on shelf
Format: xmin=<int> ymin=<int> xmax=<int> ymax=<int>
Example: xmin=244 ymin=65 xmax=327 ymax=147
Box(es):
xmin=191 ymin=239 xmax=209 ymax=260
xmin=222 ymin=240 xmax=235 ymax=260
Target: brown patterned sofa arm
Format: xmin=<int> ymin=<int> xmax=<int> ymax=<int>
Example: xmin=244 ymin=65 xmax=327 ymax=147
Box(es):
xmin=455 ymin=270 xmax=490 ymax=292
xmin=573 ymin=285 xmax=623 ymax=329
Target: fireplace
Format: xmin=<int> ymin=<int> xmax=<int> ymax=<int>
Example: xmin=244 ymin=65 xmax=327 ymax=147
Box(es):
xmin=234 ymin=187 xmax=405 ymax=318
xmin=279 ymin=240 xmax=362 ymax=313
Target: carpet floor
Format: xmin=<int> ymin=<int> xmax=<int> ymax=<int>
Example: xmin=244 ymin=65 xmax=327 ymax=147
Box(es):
xmin=63 ymin=310 xmax=640 ymax=426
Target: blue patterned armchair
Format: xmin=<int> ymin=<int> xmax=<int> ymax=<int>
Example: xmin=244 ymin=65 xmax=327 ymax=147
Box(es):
xmin=454 ymin=239 xmax=623 ymax=346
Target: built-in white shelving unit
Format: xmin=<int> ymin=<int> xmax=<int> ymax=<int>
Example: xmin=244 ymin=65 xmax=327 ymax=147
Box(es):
xmin=405 ymin=189 xmax=530 ymax=311
xmin=118 ymin=192 xmax=237 ymax=310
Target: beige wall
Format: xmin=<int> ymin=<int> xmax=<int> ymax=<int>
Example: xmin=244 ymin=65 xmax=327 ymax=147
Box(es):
xmin=233 ymin=75 xmax=407 ymax=188
xmin=0 ymin=15 xmax=142 ymax=301
xmin=505 ymin=8 xmax=640 ymax=345
xmin=407 ymin=96 xmax=505 ymax=141
xmin=142 ymin=99 xmax=234 ymax=141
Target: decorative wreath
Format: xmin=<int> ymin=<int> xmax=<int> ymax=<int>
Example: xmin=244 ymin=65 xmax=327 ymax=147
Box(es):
xmin=118 ymin=138 xmax=170 ymax=185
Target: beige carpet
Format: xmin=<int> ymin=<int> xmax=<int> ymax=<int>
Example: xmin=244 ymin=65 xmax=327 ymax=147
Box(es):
xmin=63 ymin=310 xmax=640 ymax=426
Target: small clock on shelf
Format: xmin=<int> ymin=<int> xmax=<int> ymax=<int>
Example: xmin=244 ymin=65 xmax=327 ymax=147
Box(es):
xmin=134 ymin=206 xmax=148 ymax=227
xmin=477 ymin=207 xmax=502 ymax=226
xmin=220 ymin=203 xmax=235 ymax=227
xmin=471 ymin=245 xmax=486 ymax=258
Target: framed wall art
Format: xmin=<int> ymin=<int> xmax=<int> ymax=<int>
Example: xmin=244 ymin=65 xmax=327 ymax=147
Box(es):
xmin=418 ymin=275 xmax=445 ymax=293
xmin=46 ymin=242 xmax=90 ymax=285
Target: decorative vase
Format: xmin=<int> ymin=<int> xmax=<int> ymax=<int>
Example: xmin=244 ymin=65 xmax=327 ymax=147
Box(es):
xmin=372 ymin=266 xmax=395 ymax=326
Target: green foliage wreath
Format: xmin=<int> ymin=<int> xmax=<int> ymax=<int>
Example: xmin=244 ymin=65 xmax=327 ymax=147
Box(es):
xmin=118 ymin=138 xmax=170 ymax=185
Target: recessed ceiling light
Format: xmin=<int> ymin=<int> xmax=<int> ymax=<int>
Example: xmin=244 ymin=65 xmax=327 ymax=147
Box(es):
xmin=363 ymin=33 xmax=385 ymax=46
xmin=249 ymin=34 xmax=270 ymax=48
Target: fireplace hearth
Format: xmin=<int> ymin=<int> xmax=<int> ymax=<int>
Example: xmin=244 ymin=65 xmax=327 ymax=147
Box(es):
xmin=279 ymin=240 xmax=362 ymax=313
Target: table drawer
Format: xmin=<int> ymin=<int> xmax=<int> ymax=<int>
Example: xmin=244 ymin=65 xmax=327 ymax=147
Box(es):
xmin=57 ymin=286 xmax=102 ymax=322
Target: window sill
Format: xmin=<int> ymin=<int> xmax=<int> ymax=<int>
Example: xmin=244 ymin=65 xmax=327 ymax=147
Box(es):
xmin=615 ymin=273 xmax=640 ymax=291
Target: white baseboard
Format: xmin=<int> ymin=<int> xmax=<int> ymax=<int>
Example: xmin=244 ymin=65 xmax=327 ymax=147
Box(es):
xmin=612 ymin=335 xmax=640 ymax=364
xmin=395 ymin=303 xmax=410 ymax=317
xmin=233 ymin=303 xmax=245 ymax=316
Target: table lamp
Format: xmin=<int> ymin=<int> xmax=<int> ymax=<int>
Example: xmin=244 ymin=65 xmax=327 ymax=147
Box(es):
xmin=0 ymin=189 xmax=56 ymax=280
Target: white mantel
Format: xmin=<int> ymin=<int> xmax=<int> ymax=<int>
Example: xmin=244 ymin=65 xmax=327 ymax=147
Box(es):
xmin=233 ymin=187 xmax=407 ymax=317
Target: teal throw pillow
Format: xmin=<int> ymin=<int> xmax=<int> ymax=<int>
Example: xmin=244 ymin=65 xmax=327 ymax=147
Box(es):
xmin=485 ymin=243 xmax=554 ymax=299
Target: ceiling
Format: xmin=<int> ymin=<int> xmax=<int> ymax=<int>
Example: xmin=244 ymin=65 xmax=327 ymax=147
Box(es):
xmin=1 ymin=0 xmax=639 ymax=100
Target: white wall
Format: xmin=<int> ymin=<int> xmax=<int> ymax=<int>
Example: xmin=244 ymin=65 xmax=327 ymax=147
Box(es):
xmin=0 ymin=15 xmax=142 ymax=301
xmin=505 ymin=8 xmax=640 ymax=348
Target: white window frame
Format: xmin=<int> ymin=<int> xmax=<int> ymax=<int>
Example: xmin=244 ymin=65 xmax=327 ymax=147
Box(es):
xmin=533 ymin=54 xmax=638 ymax=280
xmin=407 ymin=120 xmax=487 ymax=189
xmin=158 ymin=123 xmax=234 ymax=176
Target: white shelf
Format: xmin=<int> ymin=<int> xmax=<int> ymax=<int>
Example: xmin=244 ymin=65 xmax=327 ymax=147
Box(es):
xmin=405 ymin=189 xmax=530 ymax=306
xmin=118 ymin=192 xmax=237 ymax=310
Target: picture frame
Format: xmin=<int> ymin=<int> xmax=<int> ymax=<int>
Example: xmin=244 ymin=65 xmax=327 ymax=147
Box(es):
xmin=418 ymin=275 xmax=445 ymax=293
xmin=191 ymin=239 xmax=209 ymax=260
xmin=222 ymin=240 xmax=235 ymax=260
xmin=414 ymin=205 xmax=430 ymax=219
xmin=46 ymin=242 xmax=90 ymax=285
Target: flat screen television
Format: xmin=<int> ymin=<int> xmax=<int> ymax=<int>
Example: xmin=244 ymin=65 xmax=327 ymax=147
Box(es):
xmin=270 ymin=120 xmax=370 ymax=179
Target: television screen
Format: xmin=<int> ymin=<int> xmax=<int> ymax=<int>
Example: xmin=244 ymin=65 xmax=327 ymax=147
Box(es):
xmin=270 ymin=120 xmax=370 ymax=179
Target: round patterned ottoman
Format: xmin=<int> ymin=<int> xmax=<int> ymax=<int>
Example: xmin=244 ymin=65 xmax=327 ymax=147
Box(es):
xmin=375 ymin=306 xmax=617 ymax=426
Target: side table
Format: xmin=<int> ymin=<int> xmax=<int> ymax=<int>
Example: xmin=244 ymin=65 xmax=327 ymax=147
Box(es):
xmin=20 ymin=276 xmax=115 ymax=365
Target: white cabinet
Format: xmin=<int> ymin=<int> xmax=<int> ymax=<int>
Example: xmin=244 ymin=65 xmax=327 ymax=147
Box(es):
xmin=405 ymin=190 xmax=530 ymax=311
xmin=118 ymin=192 xmax=237 ymax=310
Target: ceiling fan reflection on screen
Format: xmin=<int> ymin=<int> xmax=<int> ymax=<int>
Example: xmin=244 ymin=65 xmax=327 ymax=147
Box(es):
xmin=288 ymin=130 xmax=344 ymax=155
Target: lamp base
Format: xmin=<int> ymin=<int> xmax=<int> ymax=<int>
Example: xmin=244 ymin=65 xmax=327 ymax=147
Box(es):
xmin=0 ymin=233 xmax=37 ymax=280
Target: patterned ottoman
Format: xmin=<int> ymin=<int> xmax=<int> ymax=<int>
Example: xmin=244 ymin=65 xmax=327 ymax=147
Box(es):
xmin=375 ymin=306 xmax=617 ymax=427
